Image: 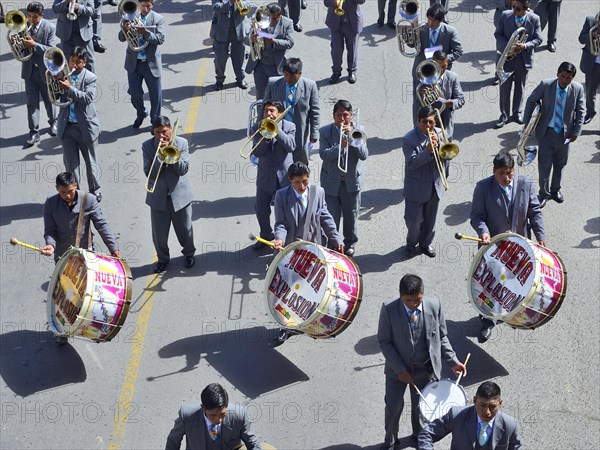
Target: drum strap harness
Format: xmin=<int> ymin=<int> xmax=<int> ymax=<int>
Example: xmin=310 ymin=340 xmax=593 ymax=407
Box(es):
xmin=75 ymin=192 xmax=92 ymax=250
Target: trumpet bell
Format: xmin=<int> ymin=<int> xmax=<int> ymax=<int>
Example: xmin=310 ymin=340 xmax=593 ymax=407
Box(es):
xmin=159 ymin=145 xmax=180 ymax=164
xmin=350 ymin=129 xmax=367 ymax=147
xmin=439 ymin=143 xmax=459 ymax=160
xmin=5 ymin=10 xmax=28 ymax=33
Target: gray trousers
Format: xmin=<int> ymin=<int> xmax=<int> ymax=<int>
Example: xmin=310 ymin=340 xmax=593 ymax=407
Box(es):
xmin=127 ymin=60 xmax=163 ymax=123
xmin=61 ymin=29 xmax=96 ymax=74
xmin=278 ymin=0 xmax=301 ymax=24
xmin=536 ymin=0 xmax=561 ymax=44
xmin=62 ymin=122 xmax=101 ymax=194
xmin=429 ymin=0 xmax=449 ymax=9
xmin=538 ymin=128 xmax=569 ymax=198
xmin=499 ymin=61 xmax=528 ymax=120
xmin=252 ymin=61 xmax=279 ymax=100
xmin=584 ymin=63 xmax=600 ymax=116
xmin=150 ymin=199 xmax=196 ymax=264
xmin=213 ymin=29 xmax=245 ymax=83
xmin=255 ymin=187 xmax=278 ymax=239
xmin=404 ymin=189 xmax=440 ymax=248
xmin=92 ymin=0 xmax=102 ymax=41
xmin=25 ymin=69 xmax=57 ymax=135
xmin=325 ymin=183 xmax=360 ymax=249
xmin=330 ymin=22 xmax=359 ymax=75
xmin=378 ymin=0 xmax=397 ymax=24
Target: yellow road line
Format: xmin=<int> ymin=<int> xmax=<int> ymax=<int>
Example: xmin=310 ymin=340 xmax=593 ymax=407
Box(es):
xmin=184 ymin=58 xmax=209 ymax=136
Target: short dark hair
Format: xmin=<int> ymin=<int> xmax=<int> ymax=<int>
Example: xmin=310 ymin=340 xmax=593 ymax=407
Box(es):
xmin=56 ymin=172 xmax=77 ymax=187
xmin=426 ymin=4 xmax=446 ymax=21
xmin=493 ymin=152 xmax=515 ymax=170
xmin=27 ymin=2 xmax=44 ymax=14
xmin=557 ymin=61 xmax=576 ymax=77
xmin=514 ymin=0 xmax=530 ymax=8
xmin=263 ymin=99 xmax=285 ymax=113
xmin=475 ymin=381 xmax=502 ymax=400
xmin=432 ymin=49 xmax=448 ymax=61
xmin=399 ymin=274 xmax=424 ymax=296
xmin=267 ymin=3 xmax=282 ymax=14
xmin=71 ymin=46 xmax=88 ymax=61
xmin=333 ymin=99 xmax=352 ymax=115
xmin=152 ymin=115 xmax=172 ymax=129
xmin=287 ymin=161 xmax=310 ymax=179
xmin=201 ymin=383 xmax=229 ymax=409
xmin=417 ymin=105 xmax=436 ymax=121
xmin=283 ymin=57 xmax=303 ymax=74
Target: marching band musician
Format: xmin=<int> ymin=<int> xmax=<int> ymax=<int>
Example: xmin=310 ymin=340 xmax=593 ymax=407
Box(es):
xmin=402 ymin=105 xmax=447 ymax=259
xmin=470 ymin=152 xmax=546 ymax=342
xmin=118 ymin=0 xmax=165 ymax=130
xmin=523 ymin=61 xmax=585 ymax=209
xmin=20 ymin=2 xmax=58 ymax=147
xmin=494 ymin=0 xmax=542 ymax=129
xmin=52 ymin=0 xmax=97 ymax=73
xmin=378 ymin=274 xmax=467 ymax=449
xmin=534 ymin=0 xmax=561 ymax=53
xmin=319 ymin=100 xmax=368 ymax=257
xmin=278 ymin=0 xmax=303 ymax=32
xmin=377 ymin=0 xmax=397 ymax=29
xmin=143 ymin=116 xmax=196 ymax=273
xmin=492 ymin=0 xmax=514 ymax=85
xmin=430 ymin=49 xmax=464 ymax=142
xmin=251 ymin=100 xmax=296 ymax=250
xmin=55 ymin=46 xmax=103 ymax=202
xmin=210 ymin=0 xmax=251 ymax=91
xmin=579 ymin=13 xmax=600 ymax=125
xmin=92 ymin=0 xmax=106 ymax=53
xmin=324 ymin=0 xmax=365 ymax=85
xmin=244 ymin=3 xmax=294 ymax=100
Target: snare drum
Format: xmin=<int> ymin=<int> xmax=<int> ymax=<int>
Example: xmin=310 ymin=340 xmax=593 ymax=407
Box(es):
xmin=419 ymin=379 xmax=468 ymax=423
xmin=468 ymin=232 xmax=567 ymax=329
xmin=265 ymin=241 xmax=363 ymax=338
xmin=47 ymin=247 xmax=132 ymax=342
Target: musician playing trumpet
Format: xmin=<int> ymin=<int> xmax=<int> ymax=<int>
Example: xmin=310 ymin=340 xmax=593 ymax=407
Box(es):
xmin=52 ymin=0 xmax=97 ymax=73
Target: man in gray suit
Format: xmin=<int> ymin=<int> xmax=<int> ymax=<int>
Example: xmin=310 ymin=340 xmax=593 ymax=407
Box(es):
xmin=166 ymin=383 xmax=265 ymax=450
xmin=55 ymin=46 xmax=102 ymax=201
xmin=378 ymin=273 xmax=467 ymax=449
xmin=534 ymin=0 xmax=561 ymax=52
xmin=494 ymin=0 xmax=542 ymax=128
xmin=278 ymin=0 xmax=303 ymax=32
xmin=319 ymin=99 xmax=368 ymax=256
xmin=403 ymin=106 xmax=448 ymax=259
xmin=52 ymin=0 xmax=96 ymax=73
xmin=419 ymin=381 xmax=522 ymax=450
xmin=578 ymin=13 xmax=600 ymax=125
xmin=92 ymin=0 xmax=106 ymax=53
xmin=210 ymin=0 xmax=250 ymax=91
xmin=263 ymin=58 xmax=320 ymax=164
xmin=118 ymin=0 xmax=165 ymax=129
xmin=244 ymin=3 xmax=294 ymax=100
xmin=324 ymin=0 xmax=364 ymax=84
xmin=470 ymin=152 xmax=545 ymax=342
xmin=523 ymin=61 xmax=585 ymax=208
xmin=377 ymin=0 xmax=397 ymax=29
xmin=143 ymin=116 xmax=196 ymax=273
xmin=20 ymin=2 xmax=58 ymax=147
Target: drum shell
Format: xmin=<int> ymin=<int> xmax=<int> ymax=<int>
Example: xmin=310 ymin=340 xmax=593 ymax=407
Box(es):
xmin=418 ymin=379 xmax=468 ymax=423
xmin=47 ymin=247 xmax=132 ymax=342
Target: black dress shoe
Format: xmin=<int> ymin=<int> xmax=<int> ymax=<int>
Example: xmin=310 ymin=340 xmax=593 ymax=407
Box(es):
xmin=512 ymin=114 xmax=524 ymax=125
xmin=93 ymin=41 xmax=107 ymax=53
xmin=583 ymin=112 xmax=596 ymax=125
xmin=184 ymin=256 xmax=195 ymax=268
xmin=479 ymin=326 xmax=493 ymax=343
xmin=25 ymin=133 xmax=40 ymax=146
xmin=49 ymin=123 xmax=57 ymax=136
xmin=301 ymin=0 xmax=307 ymax=9
xmin=345 ymin=247 xmax=355 ymax=257
xmin=495 ymin=118 xmax=506 ymax=129
xmin=273 ymin=329 xmax=290 ymax=347
xmin=329 ymin=73 xmax=341 ymax=84
xmin=387 ymin=21 xmax=396 ymax=29
xmin=551 ymin=191 xmax=564 ymax=203
xmin=293 ymin=23 xmax=303 ymax=32
xmin=154 ymin=261 xmax=169 ymax=273
xmin=215 ymin=81 xmax=224 ymax=91
xmin=348 ymin=73 xmax=357 ymax=84
xmin=538 ymin=196 xmax=549 ymax=209
xmin=133 ymin=113 xmax=148 ymax=129
xmin=377 ymin=18 xmax=384 ymax=27
xmin=420 ymin=245 xmax=436 ymax=258
xmin=237 ymin=79 xmax=248 ymax=89
xmin=548 ymin=42 xmax=556 ymax=52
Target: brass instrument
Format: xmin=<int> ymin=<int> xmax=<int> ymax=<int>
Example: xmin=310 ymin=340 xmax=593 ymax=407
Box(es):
xmin=5 ymin=10 xmax=34 ymax=62
xmin=67 ymin=0 xmax=78 ymax=21
xmin=496 ymin=27 xmax=527 ymax=84
xmin=334 ymin=0 xmax=345 ymax=16
xmin=145 ymin=118 xmax=181 ymax=193
xmin=428 ymin=108 xmax=459 ymax=191
xmin=516 ymin=104 xmax=540 ymax=167
xmin=249 ymin=5 xmax=270 ymax=61
xmin=247 ymin=99 xmax=263 ymax=138
xmin=44 ymin=47 xmax=75 ymax=107
xmin=338 ymin=109 xmax=367 ymax=173
xmin=119 ymin=0 xmax=149 ymax=52
xmin=235 ymin=0 xmax=250 ymax=16
xmin=589 ymin=11 xmax=600 ymax=57
xmin=396 ymin=0 xmax=423 ymax=58
xmin=415 ymin=60 xmax=446 ymax=114
xmin=240 ymin=105 xmax=291 ymax=159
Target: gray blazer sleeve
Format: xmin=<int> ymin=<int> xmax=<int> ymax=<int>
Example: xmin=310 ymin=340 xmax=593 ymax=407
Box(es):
xmin=273 ymin=188 xmax=289 ymax=243
xmin=165 ymin=407 xmax=186 ymax=450
xmin=87 ymin=195 xmax=119 ymax=253
xmin=235 ymin=406 xmax=263 ymax=449
xmin=446 ymin=26 xmax=463 ymax=63
xmin=307 ymin=80 xmax=320 ymax=141
xmin=470 ymin=179 xmax=490 ymax=237
xmin=43 ymin=196 xmax=58 ymax=248
xmin=447 ymin=72 xmax=465 ymax=111
xmin=377 ymin=301 xmax=408 ymax=375
xmin=418 ymin=406 xmax=461 ymax=449
xmin=524 ymin=177 xmax=545 ymax=241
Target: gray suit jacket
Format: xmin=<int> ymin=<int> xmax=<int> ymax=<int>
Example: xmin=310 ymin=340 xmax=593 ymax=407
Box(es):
xmin=52 ymin=0 xmax=95 ymax=42
xmin=210 ymin=0 xmax=250 ymax=42
xmin=319 ymin=123 xmax=368 ymax=195
xmin=437 ymin=70 xmax=464 ymax=141
xmin=523 ymin=78 xmax=585 ymax=141
xmin=165 ymin=403 xmax=262 ymax=450
xmin=245 ymin=16 xmax=294 ymax=75
xmin=494 ymin=10 xmax=543 ymax=70
xmin=263 ymin=76 xmax=320 ymax=155
xmin=402 ymin=126 xmax=448 ymax=202
xmin=273 ymin=184 xmax=342 ymax=246
xmin=579 ymin=15 xmax=598 ymax=74
xmin=413 ymin=22 xmax=463 ymax=72
xmin=56 ymin=68 xmax=100 ymax=142
xmin=253 ymin=118 xmax=296 ymax=192
xmin=43 ymin=189 xmax=118 ymax=258
xmin=470 ymin=175 xmax=545 ymax=241
xmin=324 ymin=0 xmax=365 ymax=33
xmin=378 ymin=296 xmax=459 ymax=381
xmin=118 ymin=10 xmax=165 ymax=78
xmin=21 ymin=19 xmax=57 ymax=80
xmin=419 ymin=406 xmax=522 ymax=450
xmin=143 ymin=136 xmax=194 ymax=212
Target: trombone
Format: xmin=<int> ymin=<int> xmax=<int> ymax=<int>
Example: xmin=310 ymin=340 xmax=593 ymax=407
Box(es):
xmin=235 ymin=0 xmax=250 ymax=16
xmin=338 ymin=109 xmax=367 ymax=173
xmin=145 ymin=118 xmax=181 ymax=193
xmin=428 ymin=108 xmax=459 ymax=191
xmin=334 ymin=0 xmax=345 ymax=16
xmin=240 ymin=105 xmax=291 ymax=159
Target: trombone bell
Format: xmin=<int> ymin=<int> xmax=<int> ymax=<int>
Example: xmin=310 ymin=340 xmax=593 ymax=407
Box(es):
xmin=145 ymin=118 xmax=181 ymax=193
xmin=439 ymin=143 xmax=459 ymax=160
xmin=240 ymin=106 xmax=291 ymax=159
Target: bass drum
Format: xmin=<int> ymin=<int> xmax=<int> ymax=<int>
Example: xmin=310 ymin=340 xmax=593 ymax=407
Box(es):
xmin=265 ymin=241 xmax=363 ymax=338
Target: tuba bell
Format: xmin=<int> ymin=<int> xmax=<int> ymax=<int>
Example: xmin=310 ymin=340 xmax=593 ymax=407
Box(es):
xmin=119 ymin=0 xmax=149 ymax=52
xmin=146 ymin=118 xmax=181 ymax=193
xmin=44 ymin=47 xmax=75 ymax=107
xmin=396 ymin=0 xmax=423 ymax=58
xmin=516 ymin=104 xmax=540 ymax=167
xmin=5 ymin=10 xmax=34 ymax=62
xmin=240 ymin=105 xmax=292 ymax=159
xmin=589 ymin=11 xmax=600 ymax=57
xmin=496 ymin=27 xmax=528 ymax=84
xmin=415 ymin=60 xmax=446 ymax=114
xmin=334 ymin=0 xmax=345 ymax=16
xmin=249 ymin=5 xmax=270 ymax=61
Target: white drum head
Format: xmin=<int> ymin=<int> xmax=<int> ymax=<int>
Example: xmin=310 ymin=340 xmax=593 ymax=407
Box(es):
xmin=419 ymin=379 xmax=468 ymax=423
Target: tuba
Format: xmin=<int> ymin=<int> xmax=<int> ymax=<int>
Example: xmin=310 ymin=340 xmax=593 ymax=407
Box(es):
xmin=240 ymin=105 xmax=292 ymax=159
xmin=249 ymin=5 xmax=270 ymax=61
xmin=338 ymin=109 xmax=367 ymax=173
xmin=5 ymin=10 xmax=34 ymax=62
xmin=44 ymin=47 xmax=75 ymax=107
xmin=415 ymin=60 xmax=446 ymax=114
xmin=235 ymin=0 xmax=250 ymax=16
xmin=516 ymin=104 xmax=540 ymax=167
xmin=496 ymin=27 xmax=528 ymax=84
xmin=146 ymin=118 xmax=181 ymax=193
xmin=67 ymin=0 xmax=78 ymax=21
xmin=396 ymin=0 xmax=423 ymax=58
xmin=119 ymin=0 xmax=149 ymax=52
xmin=589 ymin=11 xmax=600 ymax=57
xmin=334 ymin=0 xmax=345 ymax=16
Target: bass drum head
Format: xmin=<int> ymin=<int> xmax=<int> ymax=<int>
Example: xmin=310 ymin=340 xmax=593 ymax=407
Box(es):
xmin=419 ymin=379 xmax=468 ymax=423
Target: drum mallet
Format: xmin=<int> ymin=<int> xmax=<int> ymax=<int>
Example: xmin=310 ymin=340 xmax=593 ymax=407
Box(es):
xmin=455 ymin=352 xmax=471 ymax=386
xmin=249 ymin=233 xmax=285 ymax=251
xmin=455 ymin=233 xmax=484 ymax=243
xmin=10 ymin=237 xmax=45 ymax=253
xmin=412 ymin=383 xmax=433 ymax=410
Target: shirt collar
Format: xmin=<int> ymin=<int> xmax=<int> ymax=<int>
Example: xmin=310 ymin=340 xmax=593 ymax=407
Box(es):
xmin=294 ymin=186 xmax=308 ymax=199
xmin=477 ymin=415 xmax=496 ymax=431
xmin=203 ymin=414 xmax=221 ymax=433
xmin=403 ymin=303 xmax=423 ymax=316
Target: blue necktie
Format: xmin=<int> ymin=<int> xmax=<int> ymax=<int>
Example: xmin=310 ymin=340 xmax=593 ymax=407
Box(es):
xmin=429 ymin=29 xmax=438 ymax=47
xmin=553 ymin=89 xmax=566 ymax=133
xmin=515 ymin=16 xmax=525 ymax=27
xmin=138 ymin=16 xmax=147 ymax=59
xmin=478 ymin=422 xmax=490 ymax=446
xmin=408 ymin=309 xmax=420 ymax=328
xmin=68 ymin=74 xmax=79 ymax=123
xmin=285 ymin=85 xmax=296 ymax=120
xmin=503 ymin=185 xmax=511 ymax=200
xmin=209 ymin=424 xmax=219 ymax=441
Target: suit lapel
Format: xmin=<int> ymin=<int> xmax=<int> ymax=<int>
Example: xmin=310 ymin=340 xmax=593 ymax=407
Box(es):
xmin=467 ymin=407 xmax=478 ymax=447
xmin=491 ymin=411 xmax=505 ymax=448
xmin=287 ymin=186 xmax=299 ymax=226
xmin=295 ymin=79 xmax=304 ymax=107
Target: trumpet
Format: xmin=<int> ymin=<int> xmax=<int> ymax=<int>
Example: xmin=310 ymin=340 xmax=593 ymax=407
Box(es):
xmin=338 ymin=109 xmax=367 ymax=173
xmin=44 ymin=47 xmax=75 ymax=107
xmin=240 ymin=105 xmax=291 ymax=159
xmin=516 ymin=104 xmax=540 ymax=167
xmin=119 ymin=0 xmax=149 ymax=52
xmin=249 ymin=5 xmax=270 ymax=61
xmin=415 ymin=60 xmax=446 ymax=114
xmin=590 ymin=11 xmax=600 ymax=57
xmin=396 ymin=0 xmax=423 ymax=57
xmin=146 ymin=118 xmax=181 ymax=193
xmin=67 ymin=0 xmax=78 ymax=21
xmin=428 ymin=108 xmax=459 ymax=191
xmin=334 ymin=0 xmax=345 ymax=16
xmin=235 ymin=0 xmax=250 ymax=16
xmin=5 ymin=10 xmax=34 ymax=62
xmin=496 ymin=27 xmax=527 ymax=84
